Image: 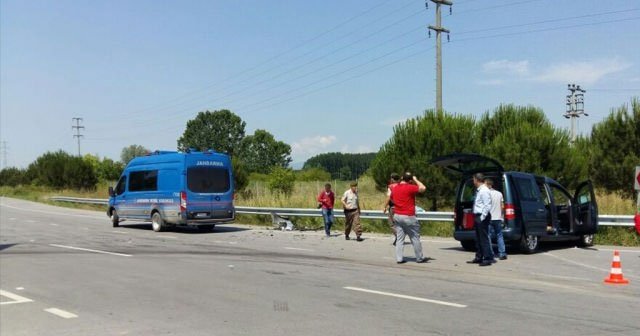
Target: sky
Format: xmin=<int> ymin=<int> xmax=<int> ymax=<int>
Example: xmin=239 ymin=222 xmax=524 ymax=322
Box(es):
xmin=1 ymin=0 xmax=639 ymax=169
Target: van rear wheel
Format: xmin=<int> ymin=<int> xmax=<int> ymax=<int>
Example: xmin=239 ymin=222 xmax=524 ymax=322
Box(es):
xmin=577 ymin=234 xmax=594 ymax=247
xmin=151 ymin=212 xmax=165 ymax=232
xmin=519 ymin=233 xmax=538 ymax=254
xmin=198 ymin=224 xmax=215 ymax=232
xmin=111 ymin=209 xmax=119 ymax=227
xmin=460 ymin=240 xmax=476 ymax=251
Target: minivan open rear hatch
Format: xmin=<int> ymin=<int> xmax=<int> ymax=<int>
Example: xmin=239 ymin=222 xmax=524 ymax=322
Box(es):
xmin=430 ymin=153 xmax=503 ymax=175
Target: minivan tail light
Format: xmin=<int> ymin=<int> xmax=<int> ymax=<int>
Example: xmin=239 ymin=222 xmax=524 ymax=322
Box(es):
xmin=180 ymin=191 xmax=187 ymax=212
xmin=505 ymin=203 xmax=515 ymax=220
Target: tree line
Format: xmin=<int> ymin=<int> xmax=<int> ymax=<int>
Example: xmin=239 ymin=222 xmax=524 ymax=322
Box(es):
xmin=370 ymin=98 xmax=639 ymax=210
xmin=303 ymin=152 xmax=377 ymax=180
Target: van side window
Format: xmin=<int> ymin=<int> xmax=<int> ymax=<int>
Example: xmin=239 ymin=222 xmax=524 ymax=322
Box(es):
xmin=514 ymin=177 xmax=541 ymax=202
xmin=115 ymin=176 xmax=126 ymax=195
xmin=129 ymin=170 xmax=158 ymax=192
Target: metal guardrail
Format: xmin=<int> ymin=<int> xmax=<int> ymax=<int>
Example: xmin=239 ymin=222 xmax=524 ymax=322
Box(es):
xmin=49 ymin=196 xmax=635 ymax=227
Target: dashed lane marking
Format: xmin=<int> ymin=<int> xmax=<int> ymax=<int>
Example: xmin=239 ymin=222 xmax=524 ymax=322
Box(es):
xmin=284 ymin=247 xmax=314 ymax=252
xmin=344 ymin=287 xmax=467 ymax=308
xmin=0 ymin=289 xmax=33 ymax=305
xmin=49 ymin=244 xmax=132 ymax=257
xmin=49 ymin=223 xmax=59 ymax=226
xmin=112 ymin=231 xmax=128 ymax=234
xmin=44 ymin=308 xmax=78 ymax=319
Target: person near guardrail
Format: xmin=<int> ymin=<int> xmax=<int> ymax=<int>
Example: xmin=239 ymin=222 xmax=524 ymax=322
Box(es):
xmin=317 ymin=183 xmax=336 ymax=238
xmin=342 ymin=182 xmax=362 ymax=241
xmin=391 ymin=172 xmax=427 ymax=264
xmin=486 ymin=178 xmax=507 ymax=260
xmin=383 ymin=173 xmax=401 ymax=246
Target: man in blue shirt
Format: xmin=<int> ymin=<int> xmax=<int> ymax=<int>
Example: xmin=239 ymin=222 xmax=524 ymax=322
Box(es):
xmin=468 ymin=173 xmax=494 ymax=266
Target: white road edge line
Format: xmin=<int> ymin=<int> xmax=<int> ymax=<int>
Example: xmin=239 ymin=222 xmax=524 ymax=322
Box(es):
xmin=44 ymin=308 xmax=78 ymax=319
xmin=0 ymin=290 xmax=34 ymax=305
xmin=543 ymin=252 xmax=638 ymax=280
xmin=597 ymin=248 xmax=640 ymax=254
xmin=344 ymin=286 xmax=467 ymax=308
xmin=284 ymin=247 xmax=314 ymax=252
xmin=49 ymin=244 xmax=132 ymax=257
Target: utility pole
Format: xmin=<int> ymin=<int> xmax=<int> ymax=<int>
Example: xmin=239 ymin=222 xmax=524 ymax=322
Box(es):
xmin=564 ymin=84 xmax=587 ymax=143
xmin=0 ymin=141 xmax=7 ymax=169
xmin=427 ymin=0 xmax=452 ymax=113
xmin=72 ymin=117 xmax=85 ymax=157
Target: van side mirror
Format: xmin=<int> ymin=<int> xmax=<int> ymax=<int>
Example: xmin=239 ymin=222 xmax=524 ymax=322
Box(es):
xmin=108 ymin=187 xmax=115 ymax=197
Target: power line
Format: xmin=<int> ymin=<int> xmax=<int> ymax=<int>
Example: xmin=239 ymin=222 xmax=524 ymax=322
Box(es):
xmin=72 ymin=117 xmax=85 ymax=157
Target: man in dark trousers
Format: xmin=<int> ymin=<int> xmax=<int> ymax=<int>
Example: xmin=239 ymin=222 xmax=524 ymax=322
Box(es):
xmin=468 ymin=173 xmax=494 ymax=266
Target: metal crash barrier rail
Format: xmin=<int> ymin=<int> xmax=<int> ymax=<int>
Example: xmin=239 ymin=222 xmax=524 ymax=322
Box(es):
xmin=48 ymin=196 xmax=634 ymax=227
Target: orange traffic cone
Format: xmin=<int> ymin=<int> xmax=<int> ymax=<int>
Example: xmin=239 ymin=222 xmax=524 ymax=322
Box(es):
xmin=604 ymin=250 xmax=629 ymax=285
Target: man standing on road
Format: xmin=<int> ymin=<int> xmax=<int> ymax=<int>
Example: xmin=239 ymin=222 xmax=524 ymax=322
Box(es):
xmin=486 ymin=178 xmax=507 ymax=260
xmin=468 ymin=173 xmax=494 ymax=267
xmin=391 ymin=172 xmax=427 ymax=264
xmin=342 ymin=182 xmax=363 ymax=241
xmin=383 ymin=173 xmax=401 ymax=246
xmin=317 ymin=183 xmax=335 ymax=238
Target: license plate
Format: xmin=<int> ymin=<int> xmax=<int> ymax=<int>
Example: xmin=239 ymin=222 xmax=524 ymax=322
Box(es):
xmin=195 ymin=212 xmax=208 ymax=218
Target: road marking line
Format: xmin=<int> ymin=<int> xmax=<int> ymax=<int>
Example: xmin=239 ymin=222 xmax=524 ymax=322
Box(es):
xmin=49 ymin=223 xmax=59 ymax=226
xmin=112 ymin=231 xmax=128 ymax=234
xmin=157 ymin=235 xmax=177 ymax=239
xmin=597 ymin=248 xmax=640 ymax=254
xmin=343 ymin=287 xmax=467 ymax=308
xmin=26 ymin=220 xmax=37 ymax=223
xmin=0 ymin=289 xmax=34 ymax=305
xmin=16 ymin=287 xmax=24 ymax=291
xmin=229 ymin=242 xmax=238 ymax=245
xmin=49 ymin=244 xmax=132 ymax=257
xmin=284 ymin=247 xmax=314 ymax=252
xmin=44 ymin=308 xmax=78 ymax=319
xmin=543 ymin=252 xmax=638 ymax=280
xmin=0 ymin=203 xmax=103 ymax=219
xmin=9 ymin=218 xmax=16 ymax=220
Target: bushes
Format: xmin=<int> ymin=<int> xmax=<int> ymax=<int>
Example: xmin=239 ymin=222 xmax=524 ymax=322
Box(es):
xmin=24 ymin=151 xmax=97 ymax=190
xmin=0 ymin=167 xmax=27 ymax=187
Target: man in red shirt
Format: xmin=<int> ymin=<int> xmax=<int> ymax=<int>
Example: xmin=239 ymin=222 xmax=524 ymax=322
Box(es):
xmin=391 ymin=172 xmax=427 ymax=264
xmin=317 ymin=183 xmax=335 ymax=238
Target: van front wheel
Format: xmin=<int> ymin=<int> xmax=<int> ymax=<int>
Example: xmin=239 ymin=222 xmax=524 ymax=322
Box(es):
xmin=460 ymin=240 xmax=476 ymax=251
xmin=519 ymin=234 xmax=538 ymax=254
xmin=577 ymin=234 xmax=594 ymax=247
xmin=111 ymin=209 xmax=119 ymax=227
xmin=151 ymin=212 xmax=165 ymax=232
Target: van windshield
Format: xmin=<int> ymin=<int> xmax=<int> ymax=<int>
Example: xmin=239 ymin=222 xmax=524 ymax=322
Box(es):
xmin=187 ymin=167 xmax=230 ymax=193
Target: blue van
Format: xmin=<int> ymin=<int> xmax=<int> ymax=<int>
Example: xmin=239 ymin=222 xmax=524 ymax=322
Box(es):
xmin=107 ymin=150 xmax=235 ymax=232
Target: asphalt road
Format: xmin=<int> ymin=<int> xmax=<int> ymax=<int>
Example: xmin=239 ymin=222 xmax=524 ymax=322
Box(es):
xmin=1 ymin=197 xmax=639 ymax=336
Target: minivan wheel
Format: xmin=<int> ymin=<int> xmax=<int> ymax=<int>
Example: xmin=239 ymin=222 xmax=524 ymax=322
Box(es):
xmin=198 ymin=224 xmax=215 ymax=231
xmin=111 ymin=209 xmax=119 ymax=228
xmin=519 ymin=234 xmax=538 ymax=254
xmin=151 ymin=212 xmax=165 ymax=232
xmin=577 ymin=234 xmax=594 ymax=247
xmin=460 ymin=240 xmax=476 ymax=252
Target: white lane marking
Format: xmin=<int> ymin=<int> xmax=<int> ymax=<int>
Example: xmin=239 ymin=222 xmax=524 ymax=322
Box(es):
xmin=543 ymin=252 xmax=638 ymax=280
xmin=344 ymin=287 xmax=467 ymax=308
xmin=44 ymin=308 xmax=78 ymax=319
xmin=9 ymin=218 xmax=16 ymax=220
xmin=112 ymin=231 xmax=128 ymax=234
xmin=157 ymin=235 xmax=177 ymax=239
xmin=0 ymin=203 xmax=103 ymax=219
xmin=284 ymin=247 xmax=314 ymax=252
xmin=26 ymin=220 xmax=37 ymax=223
xmin=213 ymin=240 xmax=226 ymax=244
xmin=0 ymin=289 xmax=34 ymax=305
xmin=229 ymin=241 xmax=238 ymax=245
xmin=16 ymin=287 xmax=24 ymax=291
xmin=597 ymin=248 xmax=640 ymax=254
xmin=49 ymin=223 xmax=59 ymax=226
xmin=49 ymin=244 xmax=132 ymax=257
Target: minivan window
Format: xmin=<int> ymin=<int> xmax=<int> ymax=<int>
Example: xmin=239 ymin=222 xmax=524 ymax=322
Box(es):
xmin=129 ymin=170 xmax=158 ymax=192
xmin=514 ymin=177 xmax=541 ymax=201
xmin=115 ymin=176 xmax=126 ymax=195
xmin=187 ymin=167 xmax=230 ymax=193
xmin=460 ymin=179 xmax=475 ymax=202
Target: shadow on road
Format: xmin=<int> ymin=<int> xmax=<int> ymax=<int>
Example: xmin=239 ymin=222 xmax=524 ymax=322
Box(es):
xmin=0 ymin=243 xmax=17 ymax=251
xmin=116 ymin=223 xmax=250 ymax=234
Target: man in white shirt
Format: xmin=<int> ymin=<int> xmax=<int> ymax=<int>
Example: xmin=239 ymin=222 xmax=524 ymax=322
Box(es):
xmin=341 ymin=182 xmax=362 ymax=241
xmin=469 ymin=173 xmax=493 ymax=266
xmin=486 ymin=178 xmax=507 ymax=260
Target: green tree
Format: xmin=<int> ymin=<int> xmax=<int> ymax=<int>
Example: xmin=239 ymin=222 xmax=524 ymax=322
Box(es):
xmin=370 ymin=110 xmax=479 ymax=210
xmin=0 ymin=167 xmax=27 ymax=186
xmin=267 ymin=167 xmax=296 ymax=195
xmin=303 ymin=152 xmax=377 ymax=179
xmin=27 ymin=150 xmax=97 ymax=189
xmin=295 ymin=167 xmax=331 ymax=182
xmin=177 ymin=109 xmax=246 ymax=155
xmin=590 ymin=98 xmax=640 ymax=197
xmin=232 ymin=157 xmax=249 ymax=192
xmin=121 ymin=145 xmax=149 ymax=165
xmin=236 ymin=129 xmax=291 ymax=174
xmin=98 ymin=158 xmax=124 ymax=181
xmin=64 ymin=156 xmax=98 ymax=189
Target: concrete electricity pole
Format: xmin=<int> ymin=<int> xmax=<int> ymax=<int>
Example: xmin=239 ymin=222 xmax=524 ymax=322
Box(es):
xmin=0 ymin=141 xmax=7 ymax=169
xmin=428 ymin=0 xmax=452 ymax=113
xmin=72 ymin=117 xmax=85 ymax=157
xmin=564 ymin=84 xmax=587 ymax=143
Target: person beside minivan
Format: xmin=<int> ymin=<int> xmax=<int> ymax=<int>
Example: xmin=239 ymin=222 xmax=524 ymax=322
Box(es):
xmin=342 ymin=182 xmax=363 ymax=241
xmin=391 ymin=172 xmax=428 ymax=264
xmin=469 ymin=173 xmax=494 ymax=266
xmin=486 ymin=178 xmax=507 ymax=260
xmin=317 ymin=183 xmax=335 ymax=238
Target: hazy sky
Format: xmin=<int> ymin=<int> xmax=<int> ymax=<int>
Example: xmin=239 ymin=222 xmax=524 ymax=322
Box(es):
xmin=1 ymin=0 xmax=639 ymax=168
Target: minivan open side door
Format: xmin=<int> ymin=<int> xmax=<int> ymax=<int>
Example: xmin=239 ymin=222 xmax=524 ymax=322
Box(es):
xmin=573 ymin=180 xmax=598 ymax=235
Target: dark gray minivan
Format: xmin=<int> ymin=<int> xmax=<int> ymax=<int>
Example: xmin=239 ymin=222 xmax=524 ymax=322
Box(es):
xmin=431 ymin=153 xmax=598 ymax=253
